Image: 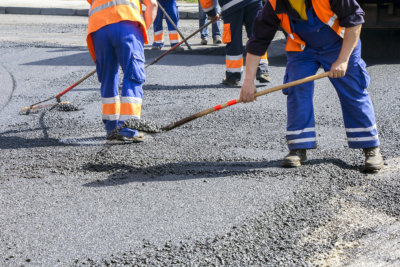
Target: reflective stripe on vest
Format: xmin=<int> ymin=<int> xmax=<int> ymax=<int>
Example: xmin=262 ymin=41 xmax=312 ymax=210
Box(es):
xmin=221 ymin=0 xmax=244 ymax=12
xmin=89 ymin=0 xmax=139 ymax=17
xmin=86 ymin=0 xmax=147 ymax=62
xmin=270 ymin=0 xmax=343 ymax=51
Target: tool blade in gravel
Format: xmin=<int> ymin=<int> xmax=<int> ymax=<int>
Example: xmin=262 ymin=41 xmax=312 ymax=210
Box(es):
xmin=20 ymin=101 xmax=76 ymax=115
xmin=122 ymin=118 xmax=164 ymax=133
xmin=56 ymin=102 xmax=79 ymax=112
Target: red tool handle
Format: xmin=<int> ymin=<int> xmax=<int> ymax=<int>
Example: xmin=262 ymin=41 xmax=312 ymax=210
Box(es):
xmin=162 ymin=72 xmax=329 ymax=131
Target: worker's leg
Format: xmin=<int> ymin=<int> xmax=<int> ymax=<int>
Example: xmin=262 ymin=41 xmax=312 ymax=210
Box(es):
xmin=243 ymin=1 xmax=269 ymax=82
xmin=164 ymin=0 xmax=181 ymax=46
xmin=222 ymin=9 xmax=244 ymax=85
xmin=284 ymin=50 xmax=320 ymax=150
xmin=211 ymin=2 xmax=221 ymax=41
xmin=113 ymin=21 xmax=145 ymax=138
xmin=321 ymin=40 xmax=379 ymax=149
xmin=152 ymin=1 xmax=165 ymax=49
xmin=198 ymin=0 xmax=208 ymax=40
xmin=91 ymin=24 xmax=120 ymax=135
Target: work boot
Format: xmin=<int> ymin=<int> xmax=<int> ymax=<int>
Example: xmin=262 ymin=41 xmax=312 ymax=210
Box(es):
xmin=107 ymin=130 xmax=145 ymax=143
xmin=363 ymin=146 xmax=384 ymax=172
xmin=281 ymin=149 xmax=307 ymax=167
xmin=151 ymin=46 xmax=161 ymax=50
xmin=222 ymin=78 xmax=240 ymax=86
xmin=256 ymin=71 xmax=270 ymax=83
xmin=213 ymin=37 xmax=222 ymax=44
xmin=201 ymin=38 xmax=208 ymax=45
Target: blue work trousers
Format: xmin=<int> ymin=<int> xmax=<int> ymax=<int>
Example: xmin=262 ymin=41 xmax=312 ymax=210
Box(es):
xmin=152 ymin=0 xmax=180 ymax=47
xmin=91 ymin=21 xmax=145 ymax=136
xmin=284 ymin=41 xmax=379 ymax=150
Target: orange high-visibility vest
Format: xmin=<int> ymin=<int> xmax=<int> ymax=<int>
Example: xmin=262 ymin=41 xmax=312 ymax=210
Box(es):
xmin=86 ymin=0 xmax=148 ymax=61
xmin=269 ymin=0 xmax=344 ymax=52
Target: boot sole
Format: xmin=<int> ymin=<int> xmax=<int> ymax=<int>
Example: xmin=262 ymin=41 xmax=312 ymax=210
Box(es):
xmin=281 ymin=160 xmax=302 ymax=168
xmin=363 ymin=163 xmax=384 ymax=173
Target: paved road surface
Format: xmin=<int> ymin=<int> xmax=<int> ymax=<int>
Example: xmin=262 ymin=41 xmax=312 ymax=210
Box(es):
xmin=0 ymin=14 xmax=399 ymax=266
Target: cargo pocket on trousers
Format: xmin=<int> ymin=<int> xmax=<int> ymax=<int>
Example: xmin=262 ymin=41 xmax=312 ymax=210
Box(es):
xmin=222 ymin=23 xmax=231 ymax=44
xmin=129 ymin=52 xmax=146 ymax=84
xmin=356 ymin=59 xmax=370 ymax=89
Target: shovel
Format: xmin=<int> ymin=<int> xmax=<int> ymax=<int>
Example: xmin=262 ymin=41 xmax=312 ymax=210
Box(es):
xmin=123 ymin=72 xmax=330 ymax=132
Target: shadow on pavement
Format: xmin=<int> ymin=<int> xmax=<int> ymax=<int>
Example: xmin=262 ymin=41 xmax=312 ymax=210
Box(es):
xmin=82 ymin=158 xmax=356 ymax=187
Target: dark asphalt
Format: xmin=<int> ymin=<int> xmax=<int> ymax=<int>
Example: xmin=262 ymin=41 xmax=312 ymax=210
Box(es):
xmin=0 ymin=15 xmax=400 ymax=266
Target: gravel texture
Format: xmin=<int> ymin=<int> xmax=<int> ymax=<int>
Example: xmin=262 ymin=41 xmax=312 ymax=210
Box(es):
xmin=0 ymin=15 xmax=400 ymax=266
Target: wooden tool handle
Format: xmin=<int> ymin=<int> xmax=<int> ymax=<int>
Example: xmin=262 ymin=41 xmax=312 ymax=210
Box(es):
xmin=162 ymin=72 xmax=329 ymax=131
xmin=146 ymin=20 xmax=215 ymax=68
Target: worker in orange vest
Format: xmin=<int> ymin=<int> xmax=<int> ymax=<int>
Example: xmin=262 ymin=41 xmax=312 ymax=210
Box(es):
xmin=87 ymin=0 xmax=157 ymax=142
xmin=199 ymin=0 xmax=270 ymax=86
xmin=240 ymin=0 xmax=383 ymax=172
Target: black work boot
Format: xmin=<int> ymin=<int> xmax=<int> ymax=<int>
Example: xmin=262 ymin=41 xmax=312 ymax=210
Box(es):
xmin=223 ymin=72 xmax=241 ymax=87
xmin=222 ymin=78 xmax=240 ymax=86
xmin=363 ymin=146 xmax=384 ymax=172
xmin=256 ymin=71 xmax=270 ymax=83
xmin=281 ymin=149 xmax=307 ymax=167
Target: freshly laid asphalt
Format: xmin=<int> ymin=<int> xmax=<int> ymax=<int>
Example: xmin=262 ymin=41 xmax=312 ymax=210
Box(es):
xmin=0 ymin=9 xmax=400 ymax=267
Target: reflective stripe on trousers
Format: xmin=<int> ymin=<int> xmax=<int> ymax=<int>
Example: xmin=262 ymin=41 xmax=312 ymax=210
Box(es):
xmin=91 ymin=21 xmax=145 ymax=134
xmin=284 ymin=40 xmax=378 ymax=150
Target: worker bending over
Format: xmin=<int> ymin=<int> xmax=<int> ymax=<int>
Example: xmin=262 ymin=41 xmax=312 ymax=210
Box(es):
xmin=86 ymin=0 xmax=157 ymax=142
xmin=200 ymin=0 xmax=270 ymax=86
xmin=240 ymin=0 xmax=384 ymax=172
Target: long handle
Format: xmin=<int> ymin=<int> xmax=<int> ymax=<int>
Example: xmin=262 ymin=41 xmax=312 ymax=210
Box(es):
xmin=146 ymin=19 xmax=215 ymax=68
xmin=156 ymin=0 xmax=192 ymax=50
xmin=162 ymin=72 xmax=329 ymax=131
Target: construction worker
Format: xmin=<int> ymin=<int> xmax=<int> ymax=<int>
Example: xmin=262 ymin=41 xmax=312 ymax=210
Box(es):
xmin=86 ymin=0 xmax=157 ymax=142
xmin=200 ymin=0 xmax=270 ymax=86
xmin=152 ymin=0 xmax=184 ymax=51
xmin=240 ymin=0 xmax=384 ymax=172
xmin=198 ymin=0 xmax=222 ymax=45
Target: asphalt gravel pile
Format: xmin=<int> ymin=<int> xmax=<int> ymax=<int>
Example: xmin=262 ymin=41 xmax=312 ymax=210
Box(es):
xmin=56 ymin=102 xmax=80 ymax=112
xmin=122 ymin=118 xmax=164 ymax=133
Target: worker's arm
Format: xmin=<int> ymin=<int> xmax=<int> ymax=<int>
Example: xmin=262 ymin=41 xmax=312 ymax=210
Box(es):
xmin=142 ymin=0 xmax=158 ymax=30
xmin=240 ymin=53 xmax=261 ymax=102
xmin=329 ymin=0 xmax=365 ymax=78
xmin=329 ymin=24 xmax=362 ymax=78
xmin=239 ymin=1 xmax=279 ymax=103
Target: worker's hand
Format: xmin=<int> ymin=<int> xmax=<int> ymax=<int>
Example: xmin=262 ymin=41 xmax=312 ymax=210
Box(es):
xmin=240 ymin=79 xmax=257 ymax=103
xmin=329 ymin=58 xmax=348 ymax=78
xmin=209 ymin=14 xmax=221 ymax=23
xmin=142 ymin=0 xmax=158 ymax=30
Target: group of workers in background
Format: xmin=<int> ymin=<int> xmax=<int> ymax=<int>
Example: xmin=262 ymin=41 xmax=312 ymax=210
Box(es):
xmin=86 ymin=0 xmax=384 ymax=173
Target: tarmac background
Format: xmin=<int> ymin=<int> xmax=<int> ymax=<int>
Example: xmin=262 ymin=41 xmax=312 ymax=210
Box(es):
xmin=0 ymin=3 xmax=400 ymax=267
